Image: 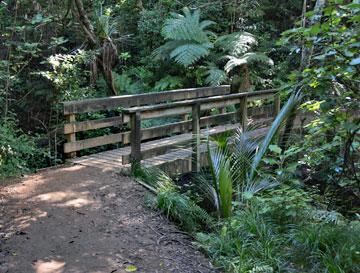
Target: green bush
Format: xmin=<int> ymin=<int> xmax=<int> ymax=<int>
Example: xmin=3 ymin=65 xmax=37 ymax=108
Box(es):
xmin=0 ymin=118 xmax=46 ymax=179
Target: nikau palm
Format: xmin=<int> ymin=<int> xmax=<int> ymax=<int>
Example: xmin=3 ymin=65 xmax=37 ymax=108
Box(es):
xmin=204 ymin=91 xmax=302 ymax=218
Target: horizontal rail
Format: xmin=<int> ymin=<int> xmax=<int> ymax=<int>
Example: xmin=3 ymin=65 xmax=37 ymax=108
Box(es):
xmin=123 ymin=89 xmax=277 ymax=114
xmin=64 ymin=133 xmax=124 ymax=153
xmin=64 ymin=116 xmax=124 ymax=134
xmin=63 ymin=85 xmax=230 ymax=115
xmin=63 ymin=88 xmax=278 ymax=158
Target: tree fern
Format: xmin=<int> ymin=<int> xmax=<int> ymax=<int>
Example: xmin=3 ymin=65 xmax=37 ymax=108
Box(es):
xmin=204 ymin=64 xmax=228 ymax=86
xmin=224 ymin=53 xmax=274 ymax=74
xmin=154 ymin=7 xmax=216 ymax=67
xmin=170 ymin=43 xmax=213 ymax=67
xmin=216 ymin=32 xmax=257 ymax=57
xmin=162 ymin=8 xmax=215 ymax=43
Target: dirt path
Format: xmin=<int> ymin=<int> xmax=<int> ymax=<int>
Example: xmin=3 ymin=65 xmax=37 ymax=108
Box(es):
xmin=0 ymin=165 xmax=218 ymax=273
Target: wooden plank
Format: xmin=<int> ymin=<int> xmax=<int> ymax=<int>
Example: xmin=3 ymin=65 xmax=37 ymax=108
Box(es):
xmin=239 ymin=97 xmax=248 ymax=129
xmin=63 ymin=86 xmax=230 ymax=115
xmin=124 ymin=89 xmax=277 ymax=114
xmin=64 ymin=133 xmax=123 ymax=153
xmin=130 ymin=111 xmax=141 ymax=167
xmin=65 ymin=114 xmax=77 ymax=158
xmin=65 ymin=106 xmax=274 ymax=154
xmin=123 ymin=107 xmax=271 ymax=145
xmin=122 ymin=123 xmax=241 ymax=164
xmin=64 ymin=116 xmax=124 ymax=134
xmin=192 ymin=104 xmax=201 ymax=172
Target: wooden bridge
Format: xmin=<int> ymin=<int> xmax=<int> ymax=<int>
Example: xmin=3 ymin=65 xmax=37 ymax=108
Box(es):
xmin=63 ymin=86 xmax=281 ymax=174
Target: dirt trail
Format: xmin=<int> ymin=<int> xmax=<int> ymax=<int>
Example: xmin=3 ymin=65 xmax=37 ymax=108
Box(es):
xmin=0 ymin=165 xmax=218 ymax=273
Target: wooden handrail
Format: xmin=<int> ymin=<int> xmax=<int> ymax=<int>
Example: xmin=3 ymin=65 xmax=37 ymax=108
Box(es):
xmin=63 ymin=85 xmax=230 ymax=115
xmin=122 ymin=89 xmax=277 ymax=114
xmin=126 ymin=89 xmax=278 ymax=168
xmin=63 ymin=87 xmax=279 ymax=161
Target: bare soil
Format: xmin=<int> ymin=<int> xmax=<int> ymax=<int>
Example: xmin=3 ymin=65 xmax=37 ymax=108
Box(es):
xmin=0 ymin=165 xmax=218 ymax=273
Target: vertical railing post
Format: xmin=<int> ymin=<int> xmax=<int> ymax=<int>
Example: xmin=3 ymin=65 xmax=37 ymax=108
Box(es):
xmin=238 ymin=96 xmax=248 ymax=130
xmin=130 ymin=111 xmax=141 ymax=170
xmin=65 ymin=114 xmax=77 ymax=158
xmin=274 ymin=93 xmax=281 ymax=117
xmin=192 ymin=103 xmax=201 ymax=172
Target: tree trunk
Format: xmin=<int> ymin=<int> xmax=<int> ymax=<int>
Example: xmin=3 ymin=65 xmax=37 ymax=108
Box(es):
xmin=279 ymin=0 xmax=327 ymax=150
xmin=72 ymin=0 xmax=118 ymax=96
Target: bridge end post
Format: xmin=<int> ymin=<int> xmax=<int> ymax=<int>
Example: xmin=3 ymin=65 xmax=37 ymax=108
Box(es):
xmin=238 ymin=97 xmax=248 ymax=130
xmin=130 ymin=111 xmax=142 ymax=171
xmin=274 ymin=94 xmax=281 ymax=117
xmin=192 ymin=103 xmax=201 ymax=173
xmin=64 ymin=114 xmax=77 ymax=159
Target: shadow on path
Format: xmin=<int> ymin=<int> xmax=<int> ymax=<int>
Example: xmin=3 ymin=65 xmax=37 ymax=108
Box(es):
xmin=0 ymin=165 xmax=217 ymax=273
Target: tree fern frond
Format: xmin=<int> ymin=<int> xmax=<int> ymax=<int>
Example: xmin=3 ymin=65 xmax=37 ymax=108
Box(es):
xmin=224 ymin=53 xmax=274 ymax=73
xmin=170 ymin=43 xmax=211 ymax=67
xmin=151 ymin=40 xmax=185 ymax=61
xmin=216 ymin=32 xmax=257 ymax=56
xmin=161 ymin=7 xmax=215 ymax=43
xmin=200 ymin=20 xmax=216 ymax=30
xmin=204 ymin=64 xmax=228 ymax=86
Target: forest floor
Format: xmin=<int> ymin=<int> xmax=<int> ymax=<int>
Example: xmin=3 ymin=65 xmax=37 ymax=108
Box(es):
xmin=0 ymin=165 xmax=218 ymax=273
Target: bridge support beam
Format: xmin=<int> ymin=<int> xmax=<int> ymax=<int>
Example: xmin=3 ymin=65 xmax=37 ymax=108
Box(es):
xmin=274 ymin=94 xmax=281 ymax=116
xmin=130 ymin=111 xmax=141 ymax=170
xmin=238 ymin=97 xmax=248 ymax=130
xmin=65 ymin=114 xmax=77 ymax=158
xmin=192 ymin=103 xmax=201 ymax=173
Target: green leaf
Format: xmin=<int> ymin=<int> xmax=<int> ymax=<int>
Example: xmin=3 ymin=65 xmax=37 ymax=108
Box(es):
xmin=269 ymin=145 xmax=282 ymax=154
xmin=125 ymin=265 xmax=138 ymax=272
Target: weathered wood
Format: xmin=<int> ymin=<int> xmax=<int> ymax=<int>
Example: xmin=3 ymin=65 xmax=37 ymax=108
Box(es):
xmin=123 ymin=89 xmax=277 ymax=114
xmin=192 ymin=104 xmax=201 ymax=172
xmin=64 ymin=116 xmax=123 ymax=134
xmin=274 ymin=94 xmax=281 ymax=116
xmin=65 ymin=114 xmax=77 ymax=158
xmin=238 ymin=97 xmax=248 ymax=130
xmin=130 ymin=111 xmax=141 ymax=167
xmin=63 ymin=85 xmax=230 ymax=115
xmin=64 ymin=132 xmax=123 ymax=153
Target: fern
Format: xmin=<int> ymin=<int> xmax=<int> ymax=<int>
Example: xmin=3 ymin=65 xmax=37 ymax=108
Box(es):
xmin=162 ymin=8 xmax=215 ymax=43
xmin=224 ymin=53 xmax=274 ymax=74
xmin=154 ymin=75 xmax=183 ymax=91
xmin=170 ymin=43 xmax=212 ymax=67
xmin=154 ymin=7 xmax=216 ymax=67
xmin=204 ymin=64 xmax=228 ymax=86
xmin=216 ymin=32 xmax=257 ymax=57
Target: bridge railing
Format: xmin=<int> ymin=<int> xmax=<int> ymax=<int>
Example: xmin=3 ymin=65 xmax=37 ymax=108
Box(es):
xmin=122 ymin=89 xmax=280 ymax=171
xmin=63 ymin=86 xmax=231 ymax=158
xmin=63 ymin=86 xmax=279 ymax=168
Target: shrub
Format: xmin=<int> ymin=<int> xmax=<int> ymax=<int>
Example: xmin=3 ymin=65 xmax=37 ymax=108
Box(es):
xmin=0 ymin=118 xmax=46 ymax=179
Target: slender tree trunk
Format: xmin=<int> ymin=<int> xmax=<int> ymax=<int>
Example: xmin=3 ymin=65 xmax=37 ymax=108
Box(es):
xmin=279 ymin=0 xmax=327 ymax=150
xmin=72 ymin=0 xmax=118 ymax=96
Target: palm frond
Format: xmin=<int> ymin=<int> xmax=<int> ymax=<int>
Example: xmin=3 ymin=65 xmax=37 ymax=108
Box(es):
xmin=231 ymin=127 xmax=260 ymax=185
xmin=249 ymin=91 xmax=302 ymax=181
xmin=208 ymin=144 xmax=233 ymax=218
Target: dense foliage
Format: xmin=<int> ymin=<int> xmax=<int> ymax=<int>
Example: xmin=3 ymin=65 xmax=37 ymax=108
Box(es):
xmin=0 ymin=0 xmax=303 ymax=177
xmin=1 ymin=1 xmax=359 ymax=272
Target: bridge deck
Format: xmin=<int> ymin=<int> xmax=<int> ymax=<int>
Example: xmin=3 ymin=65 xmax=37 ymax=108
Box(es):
xmin=69 ymin=120 xmax=271 ymax=173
